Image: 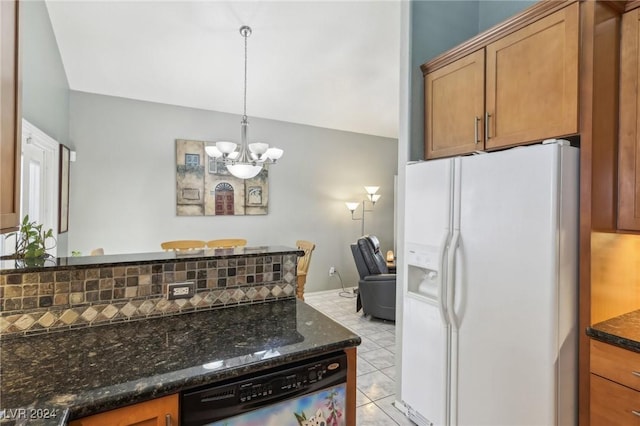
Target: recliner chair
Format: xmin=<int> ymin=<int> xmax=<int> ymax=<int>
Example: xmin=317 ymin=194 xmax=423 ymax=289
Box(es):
xmin=350 ymin=235 xmax=396 ymax=321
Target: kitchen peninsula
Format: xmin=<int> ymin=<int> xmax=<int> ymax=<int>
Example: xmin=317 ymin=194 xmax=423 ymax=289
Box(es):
xmin=0 ymin=247 xmax=361 ymax=425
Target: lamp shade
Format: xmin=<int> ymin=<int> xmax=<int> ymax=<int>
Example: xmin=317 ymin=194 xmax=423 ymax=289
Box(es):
xmin=216 ymin=141 xmax=237 ymax=154
xmin=249 ymin=142 xmax=269 ymax=155
xmin=364 ymin=186 xmax=380 ymax=195
xmin=345 ymin=202 xmax=360 ymax=212
xmin=205 ymin=145 xmax=223 ymax=158
xmin=265 ymin=147 xmax=284 ymax=161
xmin=226 ymin=163 xmax=263 ymax=179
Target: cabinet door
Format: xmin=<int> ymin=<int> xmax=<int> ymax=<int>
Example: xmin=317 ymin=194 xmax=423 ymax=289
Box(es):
xmin=590 ymin=374 xmax=640 ymax=426
xmin=619 ymin=9 xmax=640 ymax=231
xmin=69 ymin=394 xmax=178 ymax=426
xmin=425 ymin=49 xmax=484 ymax=159
xmin=485 ymin=3 xmax=578 ymax=150
xmin=0 ymin=0 xmax=21 ymax=233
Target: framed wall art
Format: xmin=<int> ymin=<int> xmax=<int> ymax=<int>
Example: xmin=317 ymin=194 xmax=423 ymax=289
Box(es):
xmin=175 ymin=139 xmax=269 ymax=216
xmin=58 ymin=144 xmax=70 ymax=233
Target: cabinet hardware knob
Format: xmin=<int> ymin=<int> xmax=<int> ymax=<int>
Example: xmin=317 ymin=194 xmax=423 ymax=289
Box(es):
xmin=474 ymin=116 xmax=480 ymax=144
xmin=632 ymin=371 xmax=640 ymax=377
xmin=485 ymin=112 xmax=491 ymax=140
xmin=632 ymin=410 xmax=640 ymax=417
xmin=165 ymin=414 xmax=172 ymax=426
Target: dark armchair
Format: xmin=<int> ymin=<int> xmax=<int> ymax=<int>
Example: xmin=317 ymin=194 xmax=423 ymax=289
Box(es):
xmin=350 ymin=235 xmax=396 ymax=321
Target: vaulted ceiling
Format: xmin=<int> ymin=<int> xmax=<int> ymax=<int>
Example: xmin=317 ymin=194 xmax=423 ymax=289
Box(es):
xmin=45 ymin=1 xmax=401 ymax=139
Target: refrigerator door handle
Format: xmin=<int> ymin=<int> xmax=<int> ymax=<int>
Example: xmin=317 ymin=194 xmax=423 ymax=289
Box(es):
xmin=437 ymin=232 xmax=451 ymax=325
xmin=446 ymin=229 xmax=460 ymax=330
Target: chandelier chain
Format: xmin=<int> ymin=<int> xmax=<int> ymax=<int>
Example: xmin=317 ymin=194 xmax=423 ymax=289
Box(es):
xmin=243 ymin=27 xmax=248 ymax=119
xmin=204 ymin=25 xmax=282 ymax=179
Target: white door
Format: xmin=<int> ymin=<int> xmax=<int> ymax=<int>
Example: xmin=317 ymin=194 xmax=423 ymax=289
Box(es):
xmin=20 ymin=120 xmax=59 ymax=257
xmin=451 ymin=144 xmax=577 ymax=425
xmin=402 ymin=159 xmax=453 ymax=426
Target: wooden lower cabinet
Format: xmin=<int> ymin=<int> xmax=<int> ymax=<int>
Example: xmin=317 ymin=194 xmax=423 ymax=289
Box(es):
xmin=69 ymin=394 xmax=178 ymax=426
xmin=591 ymin=375 xmax=640 ymax=425
xmin=345 ymin=347 xmax=357 ymax=426
xmin=590 ymin=340 xmax=640 ymax=425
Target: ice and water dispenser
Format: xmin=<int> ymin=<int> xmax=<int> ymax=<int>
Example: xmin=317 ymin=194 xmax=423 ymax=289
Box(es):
xmin=405 ymin=242 xmax=441 ymax=301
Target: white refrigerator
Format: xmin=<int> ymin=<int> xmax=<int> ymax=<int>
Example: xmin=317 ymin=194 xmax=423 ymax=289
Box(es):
xmin=400 ymin=141 xmax=578 ymax=426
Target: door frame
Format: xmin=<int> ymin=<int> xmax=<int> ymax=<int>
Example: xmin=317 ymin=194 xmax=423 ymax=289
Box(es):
xmin=21 ymin=119 xmax=59 ymax=254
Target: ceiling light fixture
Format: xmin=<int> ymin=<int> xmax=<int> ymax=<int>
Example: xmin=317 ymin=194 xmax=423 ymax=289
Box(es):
xmin=205 ymin=26 xmax=283 ymax=179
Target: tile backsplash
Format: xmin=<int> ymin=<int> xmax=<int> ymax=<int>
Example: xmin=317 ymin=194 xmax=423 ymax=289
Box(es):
xmin=0 ymin=252 xmax=298 ymax=336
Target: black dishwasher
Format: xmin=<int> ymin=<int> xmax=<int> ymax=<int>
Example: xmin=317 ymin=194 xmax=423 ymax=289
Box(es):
xmin=181 ymin=351 xmax=348 ymax=426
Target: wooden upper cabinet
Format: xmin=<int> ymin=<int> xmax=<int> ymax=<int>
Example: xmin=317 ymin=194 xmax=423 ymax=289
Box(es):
xmin=423 ymin=2 xmax=579 ymax=159
xmin=618 ymin=8 xmax=640 ymax=231
xmin=425 ymin=50 xmax=485 ymax=159
xmin=0 ymin=0 xmax=21 ymax=234
xmin=485 ymin=2 xmax=579 ymax=150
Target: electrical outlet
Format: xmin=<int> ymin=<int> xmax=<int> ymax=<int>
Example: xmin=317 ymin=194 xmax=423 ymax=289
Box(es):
xmin=167 ymin=281 xmax=195 ymax=300
xmin=329 ymin=266 xmax=336 ymax=276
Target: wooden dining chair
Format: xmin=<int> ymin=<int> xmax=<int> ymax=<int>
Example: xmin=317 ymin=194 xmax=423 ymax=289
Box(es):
xmin=295 ymin=240 xmax=316 ymax=301
xmin=206 ymin=239 xmax=247 ymax=249
xmin=160 ymin=240 xmax=206 ymax=251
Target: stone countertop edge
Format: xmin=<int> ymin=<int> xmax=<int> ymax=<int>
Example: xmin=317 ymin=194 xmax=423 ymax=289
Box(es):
xmin=0 ymin=246 xmax=304 ymax=273
xmin=586 ymin=309 xmax=640 ymax=353
xmin=0 ymin=299 xmax=361 ymax=426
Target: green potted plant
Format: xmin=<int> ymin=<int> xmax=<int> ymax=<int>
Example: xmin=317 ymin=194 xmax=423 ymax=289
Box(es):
xmin=2 ymin=215 xmax=56 ymax=266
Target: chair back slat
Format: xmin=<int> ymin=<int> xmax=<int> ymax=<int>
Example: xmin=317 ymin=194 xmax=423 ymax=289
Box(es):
xmin=206 ymin=239 xmax=247 ymax=249
xmin=296 ymin=240 xmax=316 ymax=275
xmin=161 ymin=240 xmax=206 ymax=251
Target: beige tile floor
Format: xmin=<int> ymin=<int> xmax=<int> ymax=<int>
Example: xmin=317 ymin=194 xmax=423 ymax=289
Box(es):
xmin=305 ymin=288 xmax=415 ymax=426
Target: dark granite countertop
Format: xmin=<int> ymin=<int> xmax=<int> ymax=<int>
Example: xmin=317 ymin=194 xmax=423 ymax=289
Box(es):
xmin=0 ymin=246 xmax=303 ymax=274
xmin=586 ymin=309 xmax=640 ymax=353
xmin=0 ymin=299 xmax=361 ymax=425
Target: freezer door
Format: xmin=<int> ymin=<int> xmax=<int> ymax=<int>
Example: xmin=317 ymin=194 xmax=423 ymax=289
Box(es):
xmin=402 ymin=295 xmax=449 ymax=426
xmin=402 ymin=158 xmax=454 ymax=426
xmin=404 ymin=159 xmax=453 ymax=256
xmin=451 ymin=144 xmax=578 ymax=426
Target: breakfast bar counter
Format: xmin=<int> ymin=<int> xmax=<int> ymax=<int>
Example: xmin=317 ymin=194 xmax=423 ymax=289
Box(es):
xmin=0 ymin=299 xmax=361 ymax=425
xmin=0 ymin=246 xmax=360 ymax=425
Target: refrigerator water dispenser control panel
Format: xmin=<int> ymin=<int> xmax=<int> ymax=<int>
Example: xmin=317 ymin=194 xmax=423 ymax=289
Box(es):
xmin=406 ymin=243 xmax=440 ymax=301
xmin=406 ymin=243 xmax=439 ymax=270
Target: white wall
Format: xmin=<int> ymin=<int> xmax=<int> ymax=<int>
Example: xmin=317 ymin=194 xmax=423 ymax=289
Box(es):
xmin=68 ymin=91 xmax=398 ymax=293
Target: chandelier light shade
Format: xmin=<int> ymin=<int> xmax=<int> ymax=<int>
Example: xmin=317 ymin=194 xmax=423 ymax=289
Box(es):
xmin=205 ymin=25 xmax=283 ymax=179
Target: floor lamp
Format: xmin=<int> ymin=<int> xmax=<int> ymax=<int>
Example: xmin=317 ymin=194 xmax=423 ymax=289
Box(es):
xmin=346 ymin=186 xmax=381 ymax=236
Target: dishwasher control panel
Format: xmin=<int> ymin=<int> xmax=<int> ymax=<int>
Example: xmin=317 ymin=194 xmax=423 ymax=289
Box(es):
xmin=237 ymin=357 xmax=339 ymax=403
xmin=181 ymin=351 xmax=348 ymax=425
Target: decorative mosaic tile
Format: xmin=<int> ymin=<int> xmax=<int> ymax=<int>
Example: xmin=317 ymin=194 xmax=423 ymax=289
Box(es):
xmin=38 ymin=312 xmax=57 ymax=328
xmin=81 ymin=306 xmax=99 ymax=322
xmin=15 ymin=314 xmax=35 ymax=331
xmin=0 ymin=316 xmax=10 ymax=332
xmin=0 ymin=253 xmax=299 ymax=335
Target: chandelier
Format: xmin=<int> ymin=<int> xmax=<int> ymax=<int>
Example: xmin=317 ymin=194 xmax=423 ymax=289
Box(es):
xmin=205 ymin=26 xmax=283 ymax=179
